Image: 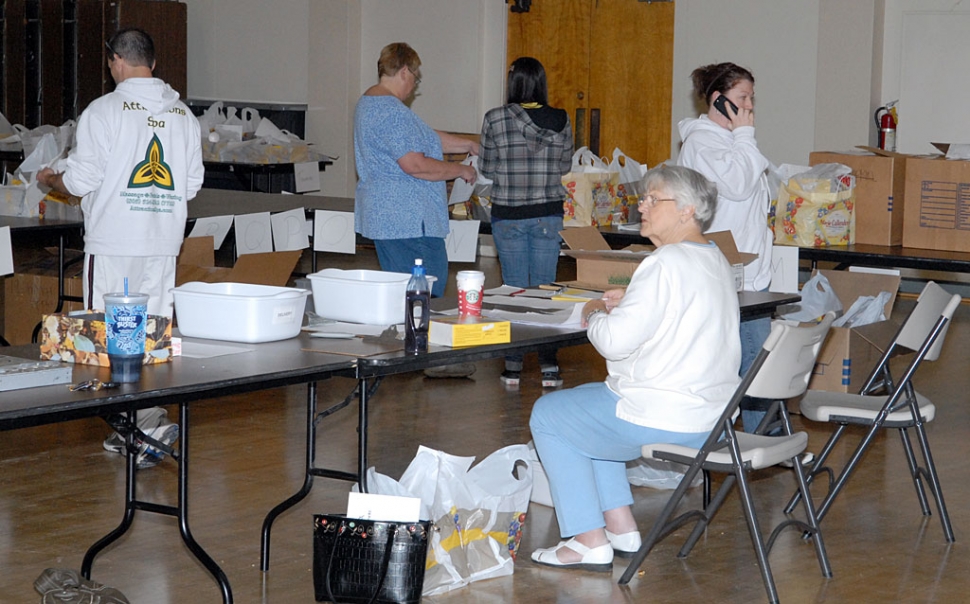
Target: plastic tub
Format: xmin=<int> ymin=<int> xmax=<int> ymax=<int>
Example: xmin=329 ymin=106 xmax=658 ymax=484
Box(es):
xmin=307 ymin=268 xmax=435 ymax=325
xmin=171 ymin=282 xmax=309 ymax=343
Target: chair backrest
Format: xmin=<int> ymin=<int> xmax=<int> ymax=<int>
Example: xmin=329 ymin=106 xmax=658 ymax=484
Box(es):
xmin=895 ymin=281 xmax=962 ymax=362
xmin=746 ymin=312 xmax=836 ymax=401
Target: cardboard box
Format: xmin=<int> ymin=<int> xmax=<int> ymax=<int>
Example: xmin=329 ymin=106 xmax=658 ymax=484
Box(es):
xmin=809 ymin=147 xmax=906 ymax=246
xmin=807 ymin=269 xmax=901 ymax=393
xmin=39 ymin=312 xmax=173 ymax=367
xmin=559 ymin=227 xmax=754 ymax=291
xmin=176 ymin=236 xmax=303 ymax=287
xmin=902 ymin=151 xmax=970 ymax=252
xmin=429 ymin=315 xmax=511 ymax=348
xmin=3 ymin=249 xmax=83 ymax=346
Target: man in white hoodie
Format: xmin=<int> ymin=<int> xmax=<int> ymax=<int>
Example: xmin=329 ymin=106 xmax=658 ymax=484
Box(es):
xmin=38 ymin=28 xmax=204 ymax=468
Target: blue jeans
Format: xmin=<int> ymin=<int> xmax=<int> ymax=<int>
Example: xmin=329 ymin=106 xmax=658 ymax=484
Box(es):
xmin=493 ymin=215 xmax=563 ymax=369
xmin=529 ymin=382 xmax=707 ymax=537
xmin=491 ymin=215 xmax=563 ymax=288
xmin=374 ymin=237 xmax=448 ymax=298
xmin=740 ymin=315 xmax=773 ymax=433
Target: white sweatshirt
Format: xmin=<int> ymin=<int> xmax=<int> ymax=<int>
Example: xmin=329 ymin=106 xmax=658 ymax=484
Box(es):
xmin=586 ymin=242 xmax=741 ymax=433
xmin=677 ymin=115 xmax=773 ymax=291
xmin=63 ymin=77 xmax=204 ymax=256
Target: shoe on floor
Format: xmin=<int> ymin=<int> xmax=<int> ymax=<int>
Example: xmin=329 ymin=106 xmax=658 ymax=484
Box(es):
xmin=605 ymin=530 xmax=641 ymax=558
xmin=135 ymin=422 xmax=180 ymax=470
xmin=499 ymin=370 xmax=521 ymax=388
xmin=103 ymin=407 xmax=168 ymax=455
xmin=531 ymin=538 xmax=613 ymax=572
xmin=541 ymin=370 xmax=563 ymax=389
xmin=423 ymin=363 xmax=476 ymax=379
xmin=779 ymin=452 xmax=815 ymax=469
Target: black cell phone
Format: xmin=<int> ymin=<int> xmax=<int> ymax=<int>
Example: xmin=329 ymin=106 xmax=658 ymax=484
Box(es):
xmin=713 ymin=95 xmax=739 ymax=119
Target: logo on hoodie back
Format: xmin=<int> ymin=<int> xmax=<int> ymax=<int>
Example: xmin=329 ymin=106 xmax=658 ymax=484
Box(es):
xmin=128 ymin=134 xmax=174 ymax=190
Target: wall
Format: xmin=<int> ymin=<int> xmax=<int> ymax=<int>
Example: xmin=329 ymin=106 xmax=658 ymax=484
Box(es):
xmin=182 ymin=0 xmax=950 ymax=198
xmin=671 ymin=0 xmax=821 ymax=167
xmin=185 ymin=0 xmax=308 ymax=104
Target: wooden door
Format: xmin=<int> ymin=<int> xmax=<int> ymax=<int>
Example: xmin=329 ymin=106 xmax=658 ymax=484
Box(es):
xmin=507 ymin=0 xmax=591 ymax=148
xmin=507 ymin=0 xmax=674 ymax=167
xmin=588 ymin=0 xmax=673 ymax=167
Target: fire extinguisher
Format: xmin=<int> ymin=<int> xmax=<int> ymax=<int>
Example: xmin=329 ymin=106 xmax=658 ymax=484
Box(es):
xmin=875 ymin=106 xmax=896 ymax=151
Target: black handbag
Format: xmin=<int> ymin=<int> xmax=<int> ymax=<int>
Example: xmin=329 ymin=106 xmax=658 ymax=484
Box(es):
xmin=313 ymin=514 xmax=431 ymax=604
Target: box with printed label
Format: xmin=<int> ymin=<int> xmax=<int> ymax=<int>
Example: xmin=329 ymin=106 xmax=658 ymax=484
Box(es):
xmin=429 ymin=316 xmax=511 ymax=348
xmin=809 ymin=147 xmax=906 ymax=246
xmin=902 ymin=149 xmax=970 ymax=253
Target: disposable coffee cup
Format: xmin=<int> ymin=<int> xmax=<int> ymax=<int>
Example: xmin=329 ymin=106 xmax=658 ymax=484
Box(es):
xmin=456 ymin=270 xmax=485 ymax=317
xmin=103 ymin=292 xmax=150 ymax=383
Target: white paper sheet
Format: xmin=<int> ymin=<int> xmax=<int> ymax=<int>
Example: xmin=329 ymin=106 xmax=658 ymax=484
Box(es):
xmin=313 ymin=209 xmax=356 ymax=254
xmin=346 ymin=492 xmax=421 ymax=523
xmin=233 ymin=212 xmax=274 ymax=255
xmin=270 ymin=207 xmax=310 ymax=251
xmin=188 ymin=216 xmax=233 ymax=250
xmin=179 ymin=340 xmax=254 ymax=358
xmin=293 ymin=162 xmax=321 ymax=193
xmin=769 ymin=245 xmax=800 ymax=294
xmin=445 ymin=219 xmax=479 ymax=262
xmin=0 ymin=226 xmax=12 ymax=276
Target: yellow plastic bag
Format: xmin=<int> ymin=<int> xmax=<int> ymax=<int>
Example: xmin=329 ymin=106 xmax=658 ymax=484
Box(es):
xmin=774 ymin=164 xmax=855 ymax=247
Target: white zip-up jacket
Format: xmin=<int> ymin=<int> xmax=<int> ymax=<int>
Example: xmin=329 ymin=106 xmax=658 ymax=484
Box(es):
xmin=63 ymin=77 xmax=204 ymax=256
xmin=677 ymin=115 xmax=772 ymax=291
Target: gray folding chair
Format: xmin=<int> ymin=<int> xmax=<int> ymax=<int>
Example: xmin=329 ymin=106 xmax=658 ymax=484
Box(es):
xmin=784 ymin=281 xmax=961 ymax=542
xmin=618 ymin=313 xmax=836 ymax=604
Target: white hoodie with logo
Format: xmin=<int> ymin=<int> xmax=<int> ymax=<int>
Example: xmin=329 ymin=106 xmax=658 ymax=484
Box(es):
xmin=677 ymin=115 xmax=772 ymax=291
xmin=63 ymin=77 xmax=204 ymax=256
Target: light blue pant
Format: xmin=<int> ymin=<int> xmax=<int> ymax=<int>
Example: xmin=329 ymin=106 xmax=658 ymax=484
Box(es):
xmin=374 ymin=237 xmax=448 ymax=298
xmin=529 ymin=382 xmax=707 ymax=537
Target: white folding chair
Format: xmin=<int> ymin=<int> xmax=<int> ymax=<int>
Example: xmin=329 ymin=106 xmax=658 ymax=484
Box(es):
xmin=784 ymin=281 xmax=961 ymax=542
xmin=618 ymin=313 xmax=836 ymax=604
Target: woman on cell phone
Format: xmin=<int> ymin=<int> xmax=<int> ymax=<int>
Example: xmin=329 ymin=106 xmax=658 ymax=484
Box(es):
xmin=676 ymin=62 xmax=773 ymax=434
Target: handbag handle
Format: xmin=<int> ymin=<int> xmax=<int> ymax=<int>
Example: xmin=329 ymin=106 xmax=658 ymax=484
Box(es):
xmin=325 ymin=520 xmax=398 ymax=604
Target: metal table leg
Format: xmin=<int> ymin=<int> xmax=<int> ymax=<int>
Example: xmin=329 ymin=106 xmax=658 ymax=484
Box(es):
xmin=81 ymin=405 xmax=233 ymax=603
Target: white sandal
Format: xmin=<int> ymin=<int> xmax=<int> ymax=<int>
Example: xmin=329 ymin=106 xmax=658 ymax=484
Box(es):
xmin=531 ymin=538 xmax=613 ymax=572
xmin=606 ymin=530 xmax=642 ymax=558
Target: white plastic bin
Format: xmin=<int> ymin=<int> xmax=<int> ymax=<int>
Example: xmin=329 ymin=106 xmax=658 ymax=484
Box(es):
xmin=308 ymin=268 xmax=435 ymax=325
xmin=171 ymin=282 xmax=309 ymax=343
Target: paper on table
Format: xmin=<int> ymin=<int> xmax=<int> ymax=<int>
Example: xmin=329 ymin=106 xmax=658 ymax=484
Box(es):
xmin=313 ymin=209 xmax=356 ymax=254
xmin=303 ymin=322 xmax=391 ymax=337
xmin=484 ymin=285 xmax=557 ymax=299
xmin=180 ymin=340 xmax=254 ymax=358
xmin=233 ymin=212 xmax=273 ymax=254
xmin=445 ymin=219 xmax=479 ymax=262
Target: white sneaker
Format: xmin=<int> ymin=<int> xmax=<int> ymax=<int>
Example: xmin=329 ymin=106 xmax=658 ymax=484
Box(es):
xmin=103 ymin=407 xmax=168 ymax=455
xmin=135 ymin=422 xmax=180 ymax=470
xmin=531 ymin=538 xmax=613 ymax=572
xmin=780 ymin=452 xmax=815 ymax=469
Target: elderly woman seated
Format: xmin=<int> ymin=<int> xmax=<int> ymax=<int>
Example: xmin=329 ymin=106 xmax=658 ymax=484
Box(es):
xmin=529 ymin=164 xmax=742 ymax=571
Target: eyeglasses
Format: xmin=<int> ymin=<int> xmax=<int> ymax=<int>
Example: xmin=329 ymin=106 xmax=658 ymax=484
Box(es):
xmin=638 ymin=194 xmax=676 ymax=208
xmin=105 ymin=40 xmax=118 ymax=60
xmin=409 ymin=67 xmax=422 ymax=85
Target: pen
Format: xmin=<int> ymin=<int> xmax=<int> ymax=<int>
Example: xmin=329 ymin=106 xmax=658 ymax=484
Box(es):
xmin=508 ymin=289 xmax=526 ymax=296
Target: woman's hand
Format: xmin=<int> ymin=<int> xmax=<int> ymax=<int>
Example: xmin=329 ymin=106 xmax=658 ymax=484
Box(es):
xmin=601 ymin=288 xmax=625 ymax=311
xmin=709 ymin=92 xmax=755 ymax=131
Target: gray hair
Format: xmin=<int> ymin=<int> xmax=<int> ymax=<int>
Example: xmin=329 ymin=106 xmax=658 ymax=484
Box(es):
xmin=640 ymin=164 xmax=717 ymax=230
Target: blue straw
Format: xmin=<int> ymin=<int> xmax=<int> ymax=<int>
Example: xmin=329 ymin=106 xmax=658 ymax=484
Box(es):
xmin=124 ymin=277 xmax=128 ymax=297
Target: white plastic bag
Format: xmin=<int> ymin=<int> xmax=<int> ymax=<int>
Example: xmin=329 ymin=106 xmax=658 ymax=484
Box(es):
xmin=833 ymin=291 xmax=892 ymax=328
xmin=779 ymin=272 xmax=843 ymax=322
xmin=626 ymin=458 xmax=701 ymax=490
xmin=360 ymin=444 xmax=533 ymax=596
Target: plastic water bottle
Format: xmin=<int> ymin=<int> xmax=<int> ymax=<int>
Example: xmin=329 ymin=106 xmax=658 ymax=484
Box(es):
xmin=404 ymin=259 xmax=431 ymax=354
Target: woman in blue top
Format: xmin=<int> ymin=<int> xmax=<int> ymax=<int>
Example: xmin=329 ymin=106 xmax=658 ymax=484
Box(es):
xmin=354 ymin=42 xmax=478 ymax=298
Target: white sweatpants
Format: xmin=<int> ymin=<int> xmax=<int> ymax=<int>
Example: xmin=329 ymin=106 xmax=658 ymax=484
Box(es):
xmin=83 ymin=254 xmax=177 ymax=318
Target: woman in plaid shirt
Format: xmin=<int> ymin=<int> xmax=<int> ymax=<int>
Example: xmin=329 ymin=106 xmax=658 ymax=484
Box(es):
xmin=480 ymin=57 xmax=573 ymax=389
